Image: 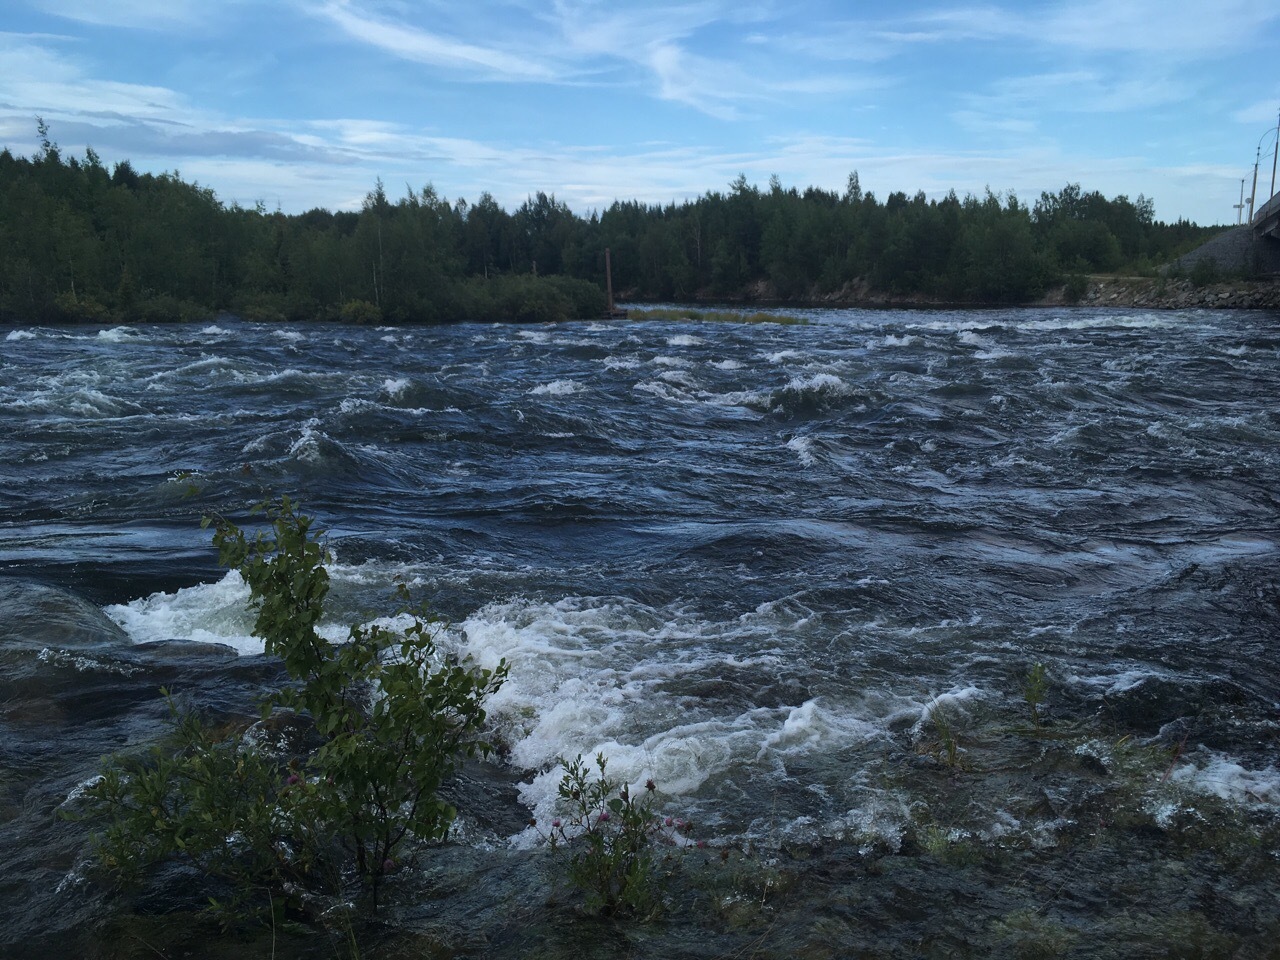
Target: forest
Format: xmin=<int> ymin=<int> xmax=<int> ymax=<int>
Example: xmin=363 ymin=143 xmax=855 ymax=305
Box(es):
xmin=0 ymin=125 xmax=1224 ymax=325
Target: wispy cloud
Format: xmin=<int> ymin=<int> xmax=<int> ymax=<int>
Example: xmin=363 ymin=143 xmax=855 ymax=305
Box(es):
xmin=954 ymin=69 xmax=1193 ymax=134
xmin=308 ymin=0 xmax=563 ymax=81
xmin=31 ymin=0 xmax=209 ymax=30
xmin=782 ymin=0 xmax=1279 ymax=62
xmin=0 ymin=36 xmax=187 ymax=120
xmin=1233 ymin=100 xmax=1280 ymax=127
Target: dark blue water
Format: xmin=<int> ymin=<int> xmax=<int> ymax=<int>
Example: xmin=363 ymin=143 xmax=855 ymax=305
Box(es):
xmin=3 ymin=308 xmax=1279 ymax=956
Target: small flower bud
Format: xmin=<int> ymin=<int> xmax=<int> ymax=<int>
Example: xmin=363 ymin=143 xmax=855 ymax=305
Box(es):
xmin=598 ymin=810 xmax=611 ymax=822
xmin=645 ymin=779 xmax=656 ymax=792
xmin=551 ymin=818 xmax=561 ymax=829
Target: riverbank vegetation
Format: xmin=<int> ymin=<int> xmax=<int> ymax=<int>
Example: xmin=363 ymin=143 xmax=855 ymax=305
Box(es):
xmin=0 ymin=123 xmax=1225 ymax=325
xmin=76 ymin=499 xmax=508 ymax=922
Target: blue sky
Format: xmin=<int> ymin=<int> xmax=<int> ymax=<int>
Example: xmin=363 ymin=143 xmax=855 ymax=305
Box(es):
xmin=1 ymin=0 xmax=1277 ymax=225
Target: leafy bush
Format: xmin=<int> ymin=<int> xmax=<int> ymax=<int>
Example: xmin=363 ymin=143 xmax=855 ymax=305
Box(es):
xmin=1062 ymin=274 xmax=1089 ymax=304
xmin=337 ymin=298 xmax=382 ymax=324
xmin=50 ymin=291 xmax=111 ymax=324
xmin=541 ymin=753 xmax=692 ymax=916
xmin=78 ymin=497 xmax=508 ymax=916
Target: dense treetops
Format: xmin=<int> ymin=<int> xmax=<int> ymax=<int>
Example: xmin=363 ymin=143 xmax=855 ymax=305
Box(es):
xmin=0 ymin=128 xmax=1222 ymax=325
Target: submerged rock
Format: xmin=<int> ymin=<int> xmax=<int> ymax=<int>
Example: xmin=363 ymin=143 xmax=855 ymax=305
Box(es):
xmin=0 ymin=578 xmax=132 ymax=650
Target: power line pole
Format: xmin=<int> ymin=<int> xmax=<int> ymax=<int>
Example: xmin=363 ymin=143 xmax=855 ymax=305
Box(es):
xmin=1235 ymin=178 xmax=1246 ymax=224
xmin=1271 ymin=108 xmax=1280 ymax=203
xmin=1250 ymin=147 xmax=1260 ymax=223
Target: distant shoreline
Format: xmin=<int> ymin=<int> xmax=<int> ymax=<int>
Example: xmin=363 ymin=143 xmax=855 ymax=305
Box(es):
xmin=4 ymin=275 xmax=1279 ymax=329
xmin=624 ymin=274 xmax=1280 ymax=313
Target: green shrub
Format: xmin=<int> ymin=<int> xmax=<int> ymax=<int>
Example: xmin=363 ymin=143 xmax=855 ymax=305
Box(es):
xmin=542 ymin=753 xmax=691 ymax=917
xmin=77 ymin=497 xmax=508 ymax=916
xmin=1024 ymin=663 xmax=1048 ymax=727
xmin=50 ymin=291 xmax=111 ymax=323
xmin=1063 ymin=274 xmax=1088 ymax=304
xmin=337 ymin=299 xmax=382 ymax=324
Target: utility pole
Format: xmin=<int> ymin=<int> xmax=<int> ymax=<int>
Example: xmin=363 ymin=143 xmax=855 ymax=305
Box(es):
xmin=1235 ymin=178 xmax=1246 ymax=224
xmin=1250 ymin=147 xmax=1260 ymax=223
xmin=1271 ymin=108 xmax=1280 ymax=203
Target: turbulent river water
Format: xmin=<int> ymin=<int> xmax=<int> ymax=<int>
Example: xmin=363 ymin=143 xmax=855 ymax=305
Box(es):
xmin=2 ymin=308 xmax=1279 ymax=958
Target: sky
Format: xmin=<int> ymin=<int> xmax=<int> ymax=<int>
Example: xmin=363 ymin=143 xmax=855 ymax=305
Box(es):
xmin=1 ymin=0 xmax=1278 ymax=225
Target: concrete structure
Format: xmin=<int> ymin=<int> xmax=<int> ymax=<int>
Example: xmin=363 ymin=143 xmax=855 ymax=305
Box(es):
xmin=1253 ymin=191 xmax=1280 ymax=240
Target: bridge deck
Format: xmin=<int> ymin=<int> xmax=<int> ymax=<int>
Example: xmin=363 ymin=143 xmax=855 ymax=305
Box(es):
xmin=1254 ymin=192 xmax=1280 ymax=239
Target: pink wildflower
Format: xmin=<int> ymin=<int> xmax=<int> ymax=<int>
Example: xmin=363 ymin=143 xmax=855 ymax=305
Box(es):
xmin=598 ymin=810 xmax=611 ymax=822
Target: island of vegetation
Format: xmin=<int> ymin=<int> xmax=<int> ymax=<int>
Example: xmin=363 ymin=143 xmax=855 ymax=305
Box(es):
xmin=0 ymin=122 xmax=1263 ymax=326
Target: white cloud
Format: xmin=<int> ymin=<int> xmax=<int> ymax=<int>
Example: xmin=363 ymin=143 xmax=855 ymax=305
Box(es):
xmin=0 ymin=36 xmax=187 ymax=119
xmin=1234 ymin=100 xmax=1280 ymax=128
xmin=785 ymin=0 xmax=1279 ymax=61
xmin=1039 ymin=0 xmax=1278 ymax=56
xmin=309 ymin=0 xmax=563 ymax=81
xmin=31 ymin=0 xmax=209 ymax=29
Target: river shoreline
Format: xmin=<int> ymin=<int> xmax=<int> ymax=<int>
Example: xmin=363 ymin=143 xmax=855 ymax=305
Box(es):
xmin=623 ymin=274 xmax=1280 ymax=313
xmin=4 ymin=276 xmax=1280 ymax=331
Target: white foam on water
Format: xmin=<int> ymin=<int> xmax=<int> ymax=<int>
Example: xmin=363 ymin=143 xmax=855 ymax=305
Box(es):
xmin=659 ymin=370 xmax=700 ymax=388
xmin=96 ymin=326 xmax=146 ymax=343
xmin=780 ymin=372 xmax=851 ymax=399
xmin=5 ymin=329 xmax=36 ymax=341
xmin=516 ymin=330 xmax=550 ymax=343
xmin=8 ymin=386 xmax=144 ymax=419
xmin=382 ymin=377 xmax=410 ymax=398
xmin=653 ymin=355 xmax=690 ymax=368
xmin=1015 ymin=312 xmax=1177 ymax=333
xmin=634 ymin=380 xmax=694 ymax=404
xmin=104 ymin=568 xmax=423 ymax=657
xmin=105 ymin=570 xmax=262 ymax=655
xmin=451 ymin=594 xmax=900 ymax=839
xmin=764 ymin=349 xmax=803 ymax=363
xmin=975 ymin=348 xmax=1016 ymax=360
xmin=273 ymin=329 xmax=306 ymax=343
xmin=603 ymin=356 xmax=641 ymax=370
xmin=529 ymin=379 xmax=582 ymax=396
xmin=1168 ymin=750 xmax=1280 ymax=806
xmin=1068 ymin=666 xmax=1173 ymax=694
xmin=289 ymin=417 xmax=333 ymax=463
xmin=787 ymin=436 xmax=816 ymax=465
xmin=200 ymin=324 xmax=231 ymax=337
xmin=874 ymin=334 xmax=920 ymax=348
xmin=666 ymin=334 xmax=704 ymax=347
xmin=712 ymin=359 xmax=743 ymax=370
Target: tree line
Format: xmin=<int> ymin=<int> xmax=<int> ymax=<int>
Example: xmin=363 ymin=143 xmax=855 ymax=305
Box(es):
xmin=0 ymin=126 xmax=1223 ymax=325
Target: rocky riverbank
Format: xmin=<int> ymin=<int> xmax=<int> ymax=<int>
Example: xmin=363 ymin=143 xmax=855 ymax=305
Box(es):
xmin=1039 ymin=275 xmax=1280 ymax=311
xmin=661 ymin=272 xmax=1280 ymax=312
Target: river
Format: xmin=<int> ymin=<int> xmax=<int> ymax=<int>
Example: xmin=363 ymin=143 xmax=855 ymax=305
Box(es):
xmin=2 ymin=307 xmax=1278 ymax=957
